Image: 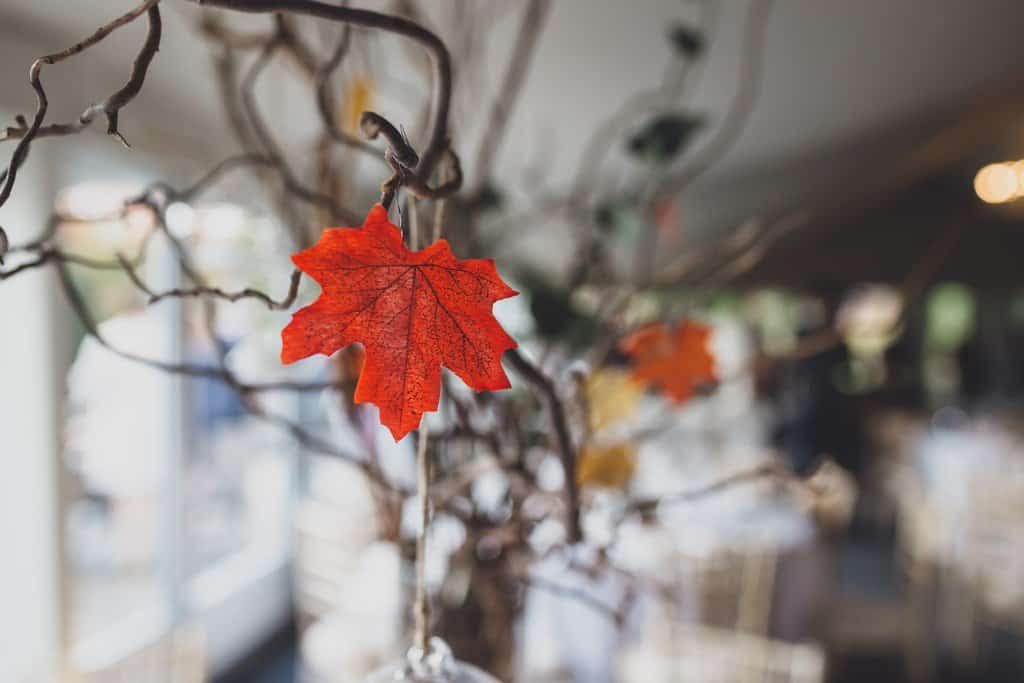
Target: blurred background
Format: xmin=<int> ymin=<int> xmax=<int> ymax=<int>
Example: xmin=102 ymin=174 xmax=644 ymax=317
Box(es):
xmin=2 ymin=1 xmax=1024 ymax=682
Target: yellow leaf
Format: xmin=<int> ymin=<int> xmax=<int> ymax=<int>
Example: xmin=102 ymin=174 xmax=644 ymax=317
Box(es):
xmin=578 ymin=369 xmax=643 ymax=490
xmin=342 ymin=76 xmax=375 ymax=135
xmin=586 ymin=368 xmax=643 ymax=432
xmin=577 ymin=443 xmax=637 ymax=490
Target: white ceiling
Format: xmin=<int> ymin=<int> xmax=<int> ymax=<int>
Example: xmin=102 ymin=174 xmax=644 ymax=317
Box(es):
xmin=2 ymin=0 xmax=1023 ymax=225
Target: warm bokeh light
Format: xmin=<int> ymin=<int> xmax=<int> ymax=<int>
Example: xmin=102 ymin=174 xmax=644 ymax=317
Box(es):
xmin=1015 ymin=160 xmax=1024 ymax=190
xmin=974 ymin=161 xmax=1022 ymax=204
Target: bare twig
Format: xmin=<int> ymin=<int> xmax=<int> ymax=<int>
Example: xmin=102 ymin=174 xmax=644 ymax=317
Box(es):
xmin=198 ymin=14 xmax=274 ymax=49
xmin=240 ymin=35 xmax=361 ymax=225
xmin=626 ymin=462 xmax=784 ymax=515
xmin=54 ymin=257 xmax=230 ymax=382
xmin=48 ymin=237 xmax=404 ymax=495
xmin=0 ymin=253 xmax=50 ymax=280
xmin=241 ymin=395 xmax=399 ymax=490
xmin=505 ymin=348 xmax=583 ymax=544
xmin=0 ymin=2 xmax=823 ymax=652
xmin=120 ymin=254 xmax=302 ymax=310
xmin=658 ymin=0 xmax=774 ymax=195
xmin=273 ymin=13 xmax=319 ymax=73
xmin=472 ymin=0 xmax=551 ymax=189
xmin=312 ymin=23 xmax=383 ymax=160
xmin=628 ymin=1 xmax=774 ymax=284
xmin=519 ymin=575 xmax=626 ymax=626
xmin=360 ymin=112 xmax=462 ymax=208
xmin=190 ymin=0 xmax=453 ymax=182
xmin=568 ymin=1 xmax=716 ymax=201
xmin=0 ymin=0 xmax=162 ymax=208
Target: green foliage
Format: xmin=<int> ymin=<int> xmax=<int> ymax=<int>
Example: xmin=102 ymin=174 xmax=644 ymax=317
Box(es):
xmin=668 ymin=24 xmax=704 ymax=58
xmin=925 ymin=283 xmax=975 ymax=351
xmin=707 ymin=290 xmax=742 ymax=315
xmin=594 ymin=196 xmax=642 ymax=241
xmin=627 ymin=113 xmax=704 ymax=163
xmin=744 ymin=289 xmax=800 ymax=355
xmin=522 ymin=271 xmax=599 ymax=349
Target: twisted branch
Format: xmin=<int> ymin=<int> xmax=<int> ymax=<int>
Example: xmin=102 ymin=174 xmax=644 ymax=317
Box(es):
xmin=472 ymin=0 xmax=551 ymax=188
xmin=0 ymin=0 xmax=163 ymax=207
xmin=505 ymin=348 xmax=583 ymax=544
xmin=190 ymin=0 xmax=453 ymax=183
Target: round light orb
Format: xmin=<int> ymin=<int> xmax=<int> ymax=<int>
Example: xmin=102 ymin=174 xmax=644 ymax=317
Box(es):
xmin=974 ymin=163 xmax=1018 ymax=204
xmin=362 ymin=638 xmax=502 ymax=683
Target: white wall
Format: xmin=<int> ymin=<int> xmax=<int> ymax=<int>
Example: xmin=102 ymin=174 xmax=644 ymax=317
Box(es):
xmin=0 ymin=143 xmax=66 ymax=680
xmin=0 ymin=14 xmax=309 ymax=680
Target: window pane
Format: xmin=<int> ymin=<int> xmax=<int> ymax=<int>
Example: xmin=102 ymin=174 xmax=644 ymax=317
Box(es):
xmin=58 ymin=183 xmax=172 ymax=644
xmin=177 ymin=205 xmax=299 ymax=577
xmin=65 ymin=306 xmax=174 ymax=641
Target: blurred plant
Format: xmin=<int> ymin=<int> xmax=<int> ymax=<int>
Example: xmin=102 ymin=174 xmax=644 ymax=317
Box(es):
xmin=627 ymin=113 xmax=705 ymax=164
xmin=668 ymin=23 xmax=706 ymax=58
xmin=0 ymin=0 xmax=822 ymax=678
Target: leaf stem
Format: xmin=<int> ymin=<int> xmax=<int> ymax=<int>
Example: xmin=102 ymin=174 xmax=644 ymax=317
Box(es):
xmin=413 ymin=425 xmax=432 ymax=654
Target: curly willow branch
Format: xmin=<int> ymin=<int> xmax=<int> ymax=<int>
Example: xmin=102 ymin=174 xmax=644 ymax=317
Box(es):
xmin=0 ymin=0 xmax=162 ymax=207
xmin=505 ymin=348 xmax=583 ymax=543
xmin=190 ymin=0 xmax=453 ymax=184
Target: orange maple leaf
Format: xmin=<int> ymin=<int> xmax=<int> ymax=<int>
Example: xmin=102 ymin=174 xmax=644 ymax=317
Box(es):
xmin=281 ymin=204 xmax=518 ymax=440
xmin=619 ymin=320 xmax=716 ymax=403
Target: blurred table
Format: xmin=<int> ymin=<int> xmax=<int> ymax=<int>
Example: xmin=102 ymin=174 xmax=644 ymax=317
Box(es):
xmin=894 ymin=421 xmax=1024 ymax=678
xmin=628 ymin=440 xmax=827 ymax=640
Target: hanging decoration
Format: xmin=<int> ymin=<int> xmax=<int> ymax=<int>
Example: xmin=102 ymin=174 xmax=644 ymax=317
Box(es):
xmin=281 ymin=203 xmax=518 ymax=441
xmin=620 ymin=319 xmax=716 ymax=403
xmin=363 ymin=637 xmax=502 ymax=683
xmin=577 ymin=369 xmax=644 ymax=490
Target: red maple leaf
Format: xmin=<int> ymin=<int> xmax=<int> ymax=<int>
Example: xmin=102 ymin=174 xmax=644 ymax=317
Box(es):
xmin=619 ymin=320 xmax=716 ymax=403
xmin=281 ymin=204 xmax=518 ymax=440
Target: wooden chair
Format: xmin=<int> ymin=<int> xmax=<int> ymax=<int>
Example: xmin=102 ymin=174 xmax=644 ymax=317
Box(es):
xmin=620 ymin=538 xmax=826 ymax=683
